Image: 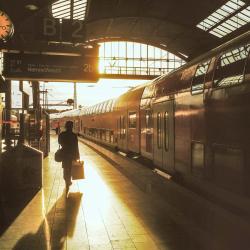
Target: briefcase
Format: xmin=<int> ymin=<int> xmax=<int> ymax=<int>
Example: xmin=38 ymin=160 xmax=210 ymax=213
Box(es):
xmin=72 ymin=160 xmax=84 ymax=180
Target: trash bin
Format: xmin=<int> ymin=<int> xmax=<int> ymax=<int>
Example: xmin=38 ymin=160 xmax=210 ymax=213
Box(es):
xmin=1 ymin=144 xmax=43 ymax=191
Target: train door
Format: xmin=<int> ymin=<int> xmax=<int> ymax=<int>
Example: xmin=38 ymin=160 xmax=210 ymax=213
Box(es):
xmin=153 ymin=100 xmax=174 ymax=174
xmin=117 ymin=115 xmax=127 ymax=152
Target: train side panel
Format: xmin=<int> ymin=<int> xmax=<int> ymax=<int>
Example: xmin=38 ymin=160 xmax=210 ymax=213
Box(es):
xmin=205 ymin=43 xmax=250 ymax=195
xmin=127 ymin=87 xmax=145 ymax=154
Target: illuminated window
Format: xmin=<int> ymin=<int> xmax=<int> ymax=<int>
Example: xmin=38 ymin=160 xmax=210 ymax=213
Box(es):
xmin=220 ymin=44 xmax=250 ymax=66
xmin=214 ymin=43 xmax=250 ymax=87
xmin=191 ymin=142 xmax=204 ymax=176
xmin=164 ymin=112 xmax=169 ymax=151
xmin=197 ymin=0 xmax=249 ymax=38
xmin=52 ymin=0 xmax=88 ymax=20
xmin=191 ymin=60 xmax=211 ymax=94
xmin=129 ymin=112 xmax=136 ymax=128
xmin=157 ymin=113 xmax=162 ymax=149
xmin=99 ymin=41 xmax=185 ymax=76
xmin=145 ymin=111 xmax=152 ymax=130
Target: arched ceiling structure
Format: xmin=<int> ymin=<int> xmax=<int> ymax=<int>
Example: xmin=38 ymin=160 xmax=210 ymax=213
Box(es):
xmin=0 ymin=0 xmax=249 ymax=60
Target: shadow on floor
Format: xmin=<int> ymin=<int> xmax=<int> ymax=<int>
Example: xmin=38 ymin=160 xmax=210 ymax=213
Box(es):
xmin=0 ymin=188 xmax=39 ymax=236
xmin=12 ymin=191 xmax=82 ymax=250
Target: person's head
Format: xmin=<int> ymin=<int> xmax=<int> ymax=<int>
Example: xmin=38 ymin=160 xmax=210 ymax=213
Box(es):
xmin=65 ymin=120 xmax=73 ymax=131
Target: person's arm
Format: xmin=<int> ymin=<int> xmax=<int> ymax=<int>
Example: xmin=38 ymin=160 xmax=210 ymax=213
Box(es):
xmin=58 ymin=133 xmax=62 ymax=146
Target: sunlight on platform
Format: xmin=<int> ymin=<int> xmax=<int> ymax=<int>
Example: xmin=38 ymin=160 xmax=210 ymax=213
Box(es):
xmin=0 ymin=136 xmax=195 ymax=250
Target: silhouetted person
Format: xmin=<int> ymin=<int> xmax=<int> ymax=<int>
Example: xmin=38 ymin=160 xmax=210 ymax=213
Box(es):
xmin=55 ymin=122 xmax=60 ymax=135
xmin=58 ymin=121 xmax=79 ymax=192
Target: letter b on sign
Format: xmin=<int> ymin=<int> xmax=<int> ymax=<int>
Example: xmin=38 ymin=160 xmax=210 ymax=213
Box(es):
xmin=36 ymin=17 xmax=61 ymax=41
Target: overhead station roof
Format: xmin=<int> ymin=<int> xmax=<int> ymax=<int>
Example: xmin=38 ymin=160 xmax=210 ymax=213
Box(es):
xmin=0 ymin=0 xmax=249 ymax=60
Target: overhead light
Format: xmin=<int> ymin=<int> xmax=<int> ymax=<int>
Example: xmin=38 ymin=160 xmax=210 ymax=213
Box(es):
xmin=25 ymin=4 xmax=39 ymax=11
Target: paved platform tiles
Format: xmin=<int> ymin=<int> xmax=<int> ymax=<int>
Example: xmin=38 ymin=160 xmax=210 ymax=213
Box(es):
xmin=0 ymin=136 xmax=200 ymax=250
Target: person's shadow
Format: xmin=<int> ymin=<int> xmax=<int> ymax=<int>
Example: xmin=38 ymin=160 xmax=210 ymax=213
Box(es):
xmin=13 ymin=191 xmax=83 ymax=250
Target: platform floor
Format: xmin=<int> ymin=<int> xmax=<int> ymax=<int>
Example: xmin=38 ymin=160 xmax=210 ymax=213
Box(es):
xmin=0 ymin=136 xmax=199 ymax=250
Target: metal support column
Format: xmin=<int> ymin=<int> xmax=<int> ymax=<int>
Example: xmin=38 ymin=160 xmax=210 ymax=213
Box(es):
xmin=73 ymin=82 xmax=77 ymax=109
xmin=3 ymin=80 xmax=12 ymax=151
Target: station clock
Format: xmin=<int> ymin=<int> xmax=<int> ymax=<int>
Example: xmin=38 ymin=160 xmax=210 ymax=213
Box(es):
xmin=0 ymin=10 xmax=14 ymax=42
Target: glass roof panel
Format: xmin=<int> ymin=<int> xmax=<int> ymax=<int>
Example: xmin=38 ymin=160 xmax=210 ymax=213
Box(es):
xmin=238 ymin=8 xmax=250 ymax=22
xmin=197 ymin=23 xmax=209 ymax=31
xmin=207 ymin=15 xmax=221 ymax=23
xmin=196 ymin=0 xmax=249 ymax=38
xmin=220 ymin=22 xmax=236 ymax=31
xmin=204 ymin=18 xmax=217 ymax=26
xmin=229 ymin=15 xmax=248 ymax=26
xmin=216 ymin=8 xmax=231 ymax=18
xmin=210 ymin=12 xmax=225 ymax=22
xmin=52 ymin=0 xmax=88 ymax=20
xmin=209 ymin=29 xmax=226 ymax=38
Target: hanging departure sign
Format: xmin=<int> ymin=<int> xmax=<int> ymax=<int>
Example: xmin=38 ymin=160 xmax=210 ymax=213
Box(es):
xmin=3 ymin=51 xmax=99 ymax=82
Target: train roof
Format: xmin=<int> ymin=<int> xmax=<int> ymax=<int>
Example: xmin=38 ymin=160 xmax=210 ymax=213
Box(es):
xmin=50 ymin=109 xmax=81 ymax=119
xmin=158 ymin=30 xmax=250 ymax=82
xmin=81 ymin=98 xmax=117 ymax=115
xmin=141 ymin=30 xmax=250 ymax=99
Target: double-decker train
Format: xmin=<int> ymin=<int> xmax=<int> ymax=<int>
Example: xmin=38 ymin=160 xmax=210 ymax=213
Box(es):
xmin=52 ymin=31 xmax=250 ymax=199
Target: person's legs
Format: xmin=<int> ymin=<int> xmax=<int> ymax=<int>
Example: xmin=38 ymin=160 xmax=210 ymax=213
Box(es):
xmin=62 ymin=160 xmax=72 ymax=191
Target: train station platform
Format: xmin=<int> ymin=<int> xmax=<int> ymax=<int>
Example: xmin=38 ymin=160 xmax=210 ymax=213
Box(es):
xmin=0 ymin=135 xmax=250 ymax=250
xmin=0 ymin=135 xmax=199 ymax=250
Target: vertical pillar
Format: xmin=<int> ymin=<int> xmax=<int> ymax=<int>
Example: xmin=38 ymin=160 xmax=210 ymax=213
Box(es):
xmin=32 ymin=81 xmax=42 ymax=149
xmin=0 ymin=93 xmax=2 ymax=153
xmin=32 ymin=81 xmax=40 ymax=110
xmin=73 ymin=82 xmax=77 ymax=109
xmin=19 ymin=81 xmax=30 ymax=145
xmin=4 ymin=80 xmax=12 ymax=150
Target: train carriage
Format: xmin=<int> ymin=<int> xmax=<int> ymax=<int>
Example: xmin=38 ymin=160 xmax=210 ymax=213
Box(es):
xmin=116 ymin=85 xmax=146 ymax=154
xmin=152 ymin=32 xmax=250 ymax=195
xmin=79 ymin=99 xmax=117 ymax=147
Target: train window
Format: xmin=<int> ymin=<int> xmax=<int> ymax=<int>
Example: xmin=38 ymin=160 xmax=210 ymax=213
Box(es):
xmin=214 ymin=43 xmax=250 ymax=88
xmin=122 ymin=116 xmax=126 ymax=138
xmin=157 ymin=113 xmax=162 ymax=149
xmin=110 ymin=131 xmax=114 ymax=143
xmin=119 ymin=116 xmax=126 ymax=139
xmin=145 ymin=110 xmax=152 ymax=131
xmin=220 ymin=44 xmax=250 ymax=67
xmin=164 ymin=112 xmax=169 ymax=151
xmin=245 ymin=52 xmax=250 ymax=81
xmin=146 ymin=111 xmax=150 ymax=130
xmin=191 ymin=142 xmax=204 ymax=176
xmin=129 ymin=112 xmax=136 ymax=128
xmin=191 ymin=60 xmax=211 ymax=95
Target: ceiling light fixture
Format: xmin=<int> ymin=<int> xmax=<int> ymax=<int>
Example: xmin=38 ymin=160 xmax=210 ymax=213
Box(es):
xmin=25 ymin=4 xmax=39 ymax=11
